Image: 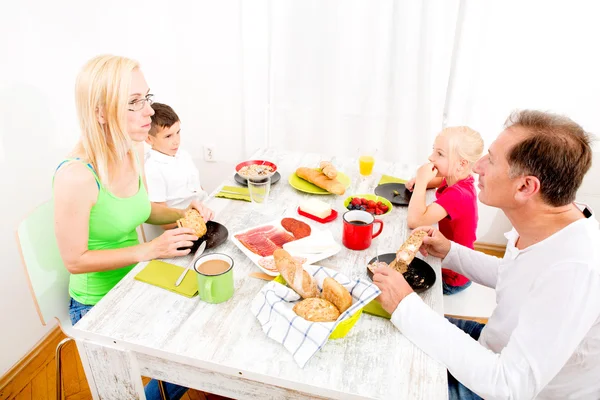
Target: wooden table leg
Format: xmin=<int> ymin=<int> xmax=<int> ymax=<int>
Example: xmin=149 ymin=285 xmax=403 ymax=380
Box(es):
xmin=76 ymin=339 xmax=146 ymax=399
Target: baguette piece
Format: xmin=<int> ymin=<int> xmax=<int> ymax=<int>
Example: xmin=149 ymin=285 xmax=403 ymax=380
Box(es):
xmin=389 ymin=230 xmax=427 ymax=274
xmin=274 ymin=249 xmax=319 ymax=298
xmin=319 ymin=161 xmax=338 ymax=179
xmin=296 ymin=167 xmax=345 ymax=195
xmin=322 ymin=277 xmax=352 ymax=313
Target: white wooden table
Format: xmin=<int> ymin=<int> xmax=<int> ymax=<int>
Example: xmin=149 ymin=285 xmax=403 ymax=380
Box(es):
xmin=74 ymin=149 xmax=448 ymax=400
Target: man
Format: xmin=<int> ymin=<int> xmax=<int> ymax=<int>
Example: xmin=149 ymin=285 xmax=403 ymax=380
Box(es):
xmin=374 ymin=110 xmax=600 ymax=399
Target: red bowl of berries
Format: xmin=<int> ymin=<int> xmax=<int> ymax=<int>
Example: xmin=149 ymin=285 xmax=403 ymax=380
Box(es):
xmin=344 ymin=194 xmax=392 ymax=216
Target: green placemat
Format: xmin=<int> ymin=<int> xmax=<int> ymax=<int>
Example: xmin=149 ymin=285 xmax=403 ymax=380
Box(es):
xmin=378 ymin=174 xmax=407 ymax=185
xmin=215 ymin=186 xmax=251 ymax=201
xmin=363 ymin=298 xmax=392 ymax=319
xmin=135 ymin=260 xmax=198 ymax=297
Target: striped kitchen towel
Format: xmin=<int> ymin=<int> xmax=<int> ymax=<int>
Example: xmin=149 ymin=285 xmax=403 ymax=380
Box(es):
xmin=250 ymin=265 xmax=381 ymax=368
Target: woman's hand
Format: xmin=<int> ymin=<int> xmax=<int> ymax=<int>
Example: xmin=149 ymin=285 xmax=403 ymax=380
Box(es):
xmin=405 ymin=177 xmax=416 ymax=192
xmin=144 ymin=227 xmax=199 ymax=260
xmin=415 ymin=162 xmax=439 ymax=186
xmin=187 ymin=200 xmax=214 ymax=222
xmin=413 ymin=226 xmax=451 ymax=259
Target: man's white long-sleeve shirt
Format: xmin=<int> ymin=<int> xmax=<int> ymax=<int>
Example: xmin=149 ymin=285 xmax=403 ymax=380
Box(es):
xmin=391 ymin=207 xmax=600 ymax=399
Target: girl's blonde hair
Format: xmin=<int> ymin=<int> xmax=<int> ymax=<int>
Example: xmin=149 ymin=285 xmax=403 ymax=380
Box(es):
xmin=441 ymin=126 xmax=484 ymax=179
xmin=74 ymin=54 xmax=139 ymax=186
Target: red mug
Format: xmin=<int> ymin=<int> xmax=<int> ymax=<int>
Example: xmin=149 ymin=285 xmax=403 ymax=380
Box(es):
xmin=342 ymin=210 xmax=384 ymax=250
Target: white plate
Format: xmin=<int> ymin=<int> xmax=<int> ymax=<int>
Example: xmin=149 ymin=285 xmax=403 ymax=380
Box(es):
xmin=230 ymin=218 xmax=341 ymax=276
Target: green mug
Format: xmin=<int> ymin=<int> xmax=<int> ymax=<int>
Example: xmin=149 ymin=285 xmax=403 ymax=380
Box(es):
xmin=193 ymin=253 xmax=234 ymax=303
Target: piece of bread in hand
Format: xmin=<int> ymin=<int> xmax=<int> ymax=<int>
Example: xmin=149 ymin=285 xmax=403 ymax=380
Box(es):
xmin=176 ymin=209 xmax=207 ymax=238
xmin=322 ymin=277 xmax=352 ymax=313
xmin=389 ymin=230 xmax=427 ymax=274
xmin=296 ymin=167 xmax=345 ymax=195
xmin=319 ymin=161 xmax=338 ymax=179
xmin=274 ymin=249 xmax=319 ymax=298
xmin=293 ymin=298 xmax=340 ymax=322
xmin=367 ymin=260 xmax=389 ymax=275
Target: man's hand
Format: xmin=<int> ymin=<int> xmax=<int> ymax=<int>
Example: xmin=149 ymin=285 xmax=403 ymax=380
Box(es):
xmin=413 ymin=226 xmax=451 ymax=259
xmin=373 ymin=266 xmax=414 ymax=314
xmin=188 ymin=200 xmax=214 ymax=222
xmin=415 ymin=162 xmax=438 ymax=186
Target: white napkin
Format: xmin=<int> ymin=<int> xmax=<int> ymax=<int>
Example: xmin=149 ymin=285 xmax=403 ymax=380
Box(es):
xmin=251 ymin=265 xmax=381 ymax=368
xmin=283 ymin=230 xmax=337 ymax=254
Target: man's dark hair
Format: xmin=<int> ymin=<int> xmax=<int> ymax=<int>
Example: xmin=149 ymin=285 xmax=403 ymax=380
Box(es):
xmin=505 ymin=110 xmax=593 ymax=207
xmin=149 ymin=103 xmax=180 ymax=136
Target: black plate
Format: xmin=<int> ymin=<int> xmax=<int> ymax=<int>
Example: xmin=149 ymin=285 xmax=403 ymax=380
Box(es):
xmin=180 ymin=221 xmax=229 ymax=253
xmin=374 ymin=183 xmax=412 ymax=206
xmin=234 ymin=171 xmax=281 ymax=186
xmin=366 ymin=253 xmax=436 ymax=293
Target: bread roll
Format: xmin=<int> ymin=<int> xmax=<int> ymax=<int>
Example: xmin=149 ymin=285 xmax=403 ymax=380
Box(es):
xmin=322 ymin=277 xmax=352 ymax=313
xmin=274 ymin=249 xmax=319 ymax=298
xmin=176 ymin=209 xmax=207 ymax=238
xmin=293 ymin=298 xmax=340 ymax=322
xmin=296 ymin=167 xmax=345 ymax=195
xmin=319 ymin=161 xmax=338 ymax=179
xmin=389 ymin=230 xmax=427 ymax=274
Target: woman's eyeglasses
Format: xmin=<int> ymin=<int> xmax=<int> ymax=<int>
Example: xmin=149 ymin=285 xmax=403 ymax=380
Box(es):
xmin=128 ymin=94 xmax=154 ymax=112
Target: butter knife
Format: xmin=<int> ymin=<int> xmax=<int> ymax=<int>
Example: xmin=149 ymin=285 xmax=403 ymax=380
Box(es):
xmin=175 ymin=240 xmax=207 ymax=287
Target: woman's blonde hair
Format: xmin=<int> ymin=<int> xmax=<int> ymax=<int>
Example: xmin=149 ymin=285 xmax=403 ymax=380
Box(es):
xmin=74 ymin=54 xmax=140 ymax=186
xmin=440 ymin=126 xmax=484 ymax=179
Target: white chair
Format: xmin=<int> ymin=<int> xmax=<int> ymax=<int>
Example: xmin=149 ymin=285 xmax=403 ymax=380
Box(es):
xmin=443 ymin=281 xmax=497 ymax=320
xmin=16 ymin=200 xmax=168 ymax=400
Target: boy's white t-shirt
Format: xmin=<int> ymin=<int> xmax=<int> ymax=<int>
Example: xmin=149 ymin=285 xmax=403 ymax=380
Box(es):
xmin=144 ymin=148 xmax=207 ymax=209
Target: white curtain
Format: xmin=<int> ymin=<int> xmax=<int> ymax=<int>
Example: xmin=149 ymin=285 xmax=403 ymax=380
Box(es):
xmin=244 ymin=0 xmax=461 ymax=166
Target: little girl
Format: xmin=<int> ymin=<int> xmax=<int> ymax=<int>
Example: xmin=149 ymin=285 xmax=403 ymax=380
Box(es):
xmin=405 ymin=126 xmax=484 ymax=295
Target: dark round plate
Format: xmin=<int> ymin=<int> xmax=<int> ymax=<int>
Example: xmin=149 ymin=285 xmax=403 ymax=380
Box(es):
xmin=374 ymin=183 xmax=412 ymax=206
xmin=366 ymin=253 xmax=436 ymax=293
xmin=234 ymin=171 xmax=281 ymax=186
xmin=181 ymin=221 xmax=229 ymax=253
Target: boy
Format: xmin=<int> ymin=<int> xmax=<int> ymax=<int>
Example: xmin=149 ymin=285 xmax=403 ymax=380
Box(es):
xmin=145 ymin=103 xmax=213 ymax=227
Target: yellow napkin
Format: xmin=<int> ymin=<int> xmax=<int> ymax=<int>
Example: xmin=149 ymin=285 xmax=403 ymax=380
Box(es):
xmin=215 ymin=185 xmax=251 ymax=202
xmin=378 ymin=174 xmax=407 ymax=185
xmin=135 ymin=260 xmax=198 ymax=298
xmin=363 ymin=299 xmax=392 ymax=319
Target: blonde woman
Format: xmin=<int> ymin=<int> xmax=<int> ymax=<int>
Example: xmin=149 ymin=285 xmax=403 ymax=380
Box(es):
xmin=405 ymin=126 xmax=484 ymax=295
xmin=53 ymin=55 xmax=211 ymax=400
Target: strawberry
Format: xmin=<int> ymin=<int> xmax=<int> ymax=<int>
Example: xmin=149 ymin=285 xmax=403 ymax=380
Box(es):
xmin=361 ymin=198 xmax=369 ymax=205
xmin=380 ymin=205 xmax=389 ymax=213
xmin=367 ymin=200 xmax=376 ymax=208
xmin=375 ymin=209 xmax=383 ymax=215
xmin=351 ymin=197 xmax=361 ymax=206
xmin=366 ymin=208 xmax=376 ymax=214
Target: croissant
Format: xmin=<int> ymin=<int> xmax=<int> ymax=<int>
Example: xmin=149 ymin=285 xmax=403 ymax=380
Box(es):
xmin=296 ymin=167 xmax=345 ymax=195
xmin=319 ymin=161 xmax=338 ymax=179
xmin=274 ymin=249 xmax=319 ymax=298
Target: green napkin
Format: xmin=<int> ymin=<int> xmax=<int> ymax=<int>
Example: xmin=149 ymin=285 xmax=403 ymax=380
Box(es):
xmin=135 ymin=260 xmax=198 ymax=298
xmin=378 ymin=174 xmax=407 ymax=185
xmin=363 ymin=298 xmax=392 ymax=319
xmin=215 ymin=185 xmax=251 ymax=201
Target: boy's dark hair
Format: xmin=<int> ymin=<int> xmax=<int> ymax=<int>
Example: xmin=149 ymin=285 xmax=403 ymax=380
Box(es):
xmin=149 ymin=103 xmax=180 ymax=136
xmin=505 ymin=110 xmax=593 ymax=207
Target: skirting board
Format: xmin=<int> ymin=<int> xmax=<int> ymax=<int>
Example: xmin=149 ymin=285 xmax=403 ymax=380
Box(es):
xmin=0 ymin=325 xmax=63 ymax=399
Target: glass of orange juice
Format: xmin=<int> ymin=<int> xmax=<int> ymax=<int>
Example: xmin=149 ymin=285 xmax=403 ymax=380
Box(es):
xmin=358 ymin=148 xmax=377 ymax=176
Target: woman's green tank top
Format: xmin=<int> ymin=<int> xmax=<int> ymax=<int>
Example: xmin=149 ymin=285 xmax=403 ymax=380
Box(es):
xmin=55 ymin=158 xmax=151 ymax=305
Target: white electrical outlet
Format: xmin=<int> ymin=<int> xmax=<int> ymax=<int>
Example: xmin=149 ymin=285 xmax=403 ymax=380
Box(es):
xmin=203 ymin=145 xmax=216 ymax=162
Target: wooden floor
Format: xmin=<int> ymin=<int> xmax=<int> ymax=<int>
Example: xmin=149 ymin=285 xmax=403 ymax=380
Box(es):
xmin=0 ymin=330 xmax=217 ymax=400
